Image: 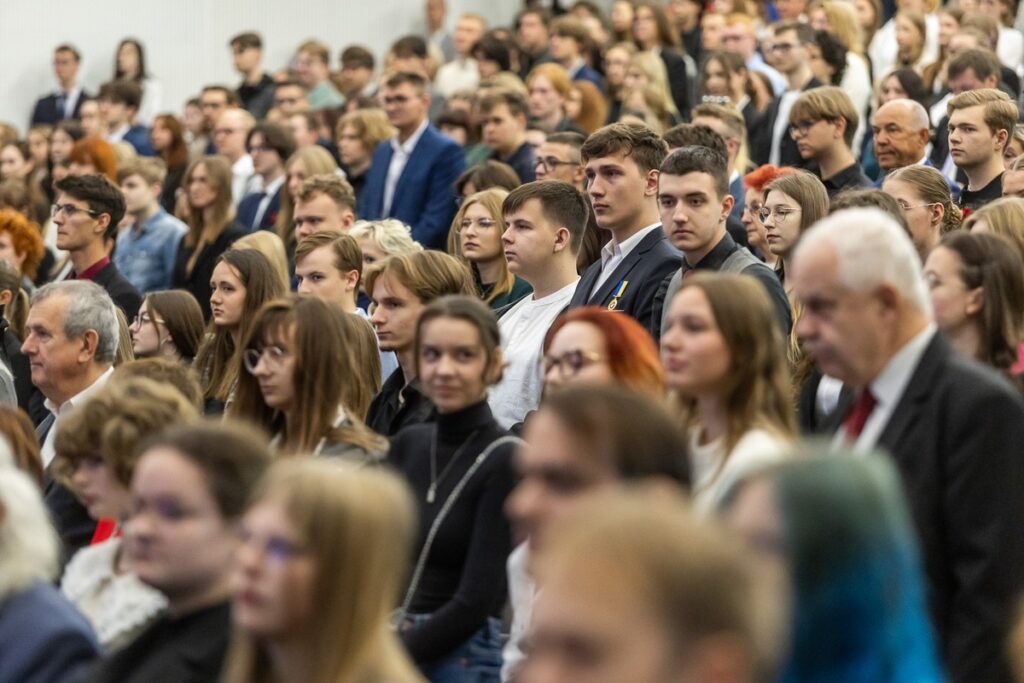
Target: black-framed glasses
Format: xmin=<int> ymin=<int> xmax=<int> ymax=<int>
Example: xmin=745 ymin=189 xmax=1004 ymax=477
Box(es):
xmin=535 ymin=156 xmax=581 ymax=173
xmin=789 ymin=119 xmax=825 ymax=139
xmin=543 ymin=349 xmax=605 ymax=379
xmin=243 ymin=346 xmax=290 ymax=374
xmin=51 ymin=203 xmax=101 ymax=219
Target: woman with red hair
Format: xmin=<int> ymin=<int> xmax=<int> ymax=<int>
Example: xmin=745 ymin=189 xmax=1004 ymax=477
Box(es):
xmin=741 ymin=164 xmax=798 ymax=268
xmin=68 ymin=138 xmax=118 ymax=182
xmin=542 ymin=306 xmax=664 ymax=397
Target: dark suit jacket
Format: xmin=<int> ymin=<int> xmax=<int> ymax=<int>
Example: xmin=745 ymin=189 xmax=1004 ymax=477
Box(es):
xmin=659 ymin=49 xmax=691 ymax=122
xmin=568 ymin=227 xmax=680 ymax=338
xmin=0 ymin=582 xmax=99 ymax=683
xmin=828 ymin=333 xmax=1024 ymax=683
xmin=357 ymin=125 xmax=466 ymax=249
xmin=91 ymin=261 xmax=142 ymax=318
xmin=30 ymin=90 xmax=91 ymax=126
xmin=37 ymin=414 xmax=96 ymax=568
xmin=570 ymin=63 xmax=605 ymax=91
xmin=236 ymin=185 xmax=281 ymax=233
xmin=750 ymin=78 xmax=822 ymax=167
xmin=120 ymin=125 xmax=155 ymax=157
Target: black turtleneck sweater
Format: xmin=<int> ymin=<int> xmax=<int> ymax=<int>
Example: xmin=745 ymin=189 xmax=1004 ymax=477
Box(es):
xmin=387 ymin=400 xmax=517 ymax=665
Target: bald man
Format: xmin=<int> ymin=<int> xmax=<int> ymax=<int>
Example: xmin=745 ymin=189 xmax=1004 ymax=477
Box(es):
xmin=213 ymin=108 xmax=259 ymax=203
xmin=872 ymin=99 xmax=932 ymax=176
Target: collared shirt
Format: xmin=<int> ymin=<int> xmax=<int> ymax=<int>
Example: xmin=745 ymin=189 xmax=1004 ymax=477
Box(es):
xmin=114 ymin=207 xmax=188 ymax=293
xmin=770 ymin=89 xmax=802 ymax=166
xmin=434 ymin=58 xmax=480 ymax=98
xmin=253 ymin=174 xmax=285 ymax=229
xmin=231 ymin=155 xmax=257 ymax=204
xmin=594 ymin=222 xmax=661 ymax=292
xmin=56 ymin=85 xmax=84 ymax=119
xmin=365 ymin=368 xmax=435 ymax=437
xmin=40 ymin=366 xmax=114 ymax=467
xmin=308 ymin=80 xmax=346 ymax=111
xmin=821 ymin=162 xmax=873 ymax=198
xmin=107 ymin=123 xmax=131 ymax=144
xmin=71 ymin=256 xmax=111 ymax=281
xmin=842 ymin=324 xmax=937 ymax=452
xmin=489 ymin=278 xmax=579 ymax=429
xmin=383 ymin=119 xmax=429 ymax=215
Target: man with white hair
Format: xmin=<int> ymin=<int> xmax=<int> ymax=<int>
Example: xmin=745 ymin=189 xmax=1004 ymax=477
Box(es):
xmin=0 ymin=454 xmax=99 ymax=682
xmin=872 ymin=99 xmax=936 ymax=178
xmin=791 ymin=208 xmax=1024 ymax=683
xmin=25 ymin=280 xmax=119 ymax=562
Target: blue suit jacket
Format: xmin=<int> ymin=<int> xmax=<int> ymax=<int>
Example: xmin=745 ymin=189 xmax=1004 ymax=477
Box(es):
xmin=0 ymin=582 xmax=99 ymax=683
xmin=122 ymin=125 xmax=155 ymax=157
xmin=357 ymin=125 xmax=465 ymax=249
xmin=571 ymin=63 xmax=605 ymax=91
xmin=236 ymin=186 xmax=282 ymax=233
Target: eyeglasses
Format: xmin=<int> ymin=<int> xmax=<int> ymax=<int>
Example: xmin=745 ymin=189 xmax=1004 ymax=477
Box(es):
xmin=758 ymin=206 xmax=800 ymax=223
xmin=458 ymin=217 xmax=498 ymax=232
xmin=535 ymin=156 xmax=581 ymax=173
xmin=383 ymin=94 xmax=411 ymax=105
xmin=51 ymin=203 xmax=101 ymax=219
xmin=543 ymin=349 xmax=605 ymax=379
xmin=896 ymin=201 xmax=937 ymax=212
xmin=789 ymin=119 xmax=826 ymax=139
xmin=131 ymin=311 xmax=165 ymax=327
xmin=769 ymin=42 xmax=798 ymax=53
xmin=243 ymin=345 xmax=290 ymax=373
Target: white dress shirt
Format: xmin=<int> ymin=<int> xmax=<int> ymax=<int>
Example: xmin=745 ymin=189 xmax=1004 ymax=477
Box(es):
xmin=840 ymin=324 xmax=937 ymax=453
xmin=488 ymin=279 xmax=579 ymax=428
xmin=383 ymin=119 xmax=429 ymax=216
xmin=770 ymin=89 xmax=802 ymax=167
xmin=253 ymin=174 xmax=285 ymax=229
xmin=231 ymin=154 xmax=257 ymax=206
xmin=592 ymin=222 xmax=661 ymax=294
xmin=40 ymin=366 xmax=115 ymax=467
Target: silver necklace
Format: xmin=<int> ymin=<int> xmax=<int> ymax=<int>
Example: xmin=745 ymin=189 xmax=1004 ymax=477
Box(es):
xmin=427 ymin=426 xmax=482 ymax=504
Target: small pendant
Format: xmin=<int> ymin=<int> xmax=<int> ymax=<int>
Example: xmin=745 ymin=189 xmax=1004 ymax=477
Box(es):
xmin=426 ymin=485 xmax=436 ymax=504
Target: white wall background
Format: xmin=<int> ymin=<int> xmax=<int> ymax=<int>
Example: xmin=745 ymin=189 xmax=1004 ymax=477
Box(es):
xmin=0 ymin=0 xmax=521 ymax=130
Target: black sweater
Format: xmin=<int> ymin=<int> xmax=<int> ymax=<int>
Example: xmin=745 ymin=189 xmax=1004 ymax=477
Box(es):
xmin=387 ymin=400 xmax=517 ymax=665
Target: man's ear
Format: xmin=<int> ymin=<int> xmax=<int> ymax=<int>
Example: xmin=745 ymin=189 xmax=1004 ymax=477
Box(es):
xmin=720 ymin=194 xmax=735 ymax=222
xmin=552 ymin=225 xmax=572 ymax=253
xmin=94 ymin=212 xmax=112 ymax=237
xmin=644 ymin=168 xmax=660 ymax=197
xmin=78 ymin=329 xmax=100 ymax=363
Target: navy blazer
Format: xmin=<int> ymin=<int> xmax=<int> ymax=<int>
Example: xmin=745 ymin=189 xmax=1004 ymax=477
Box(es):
xmin=236 ymin=186 xmax=281 ymax=233
xmin=571 ymin=63 xmax=605 ymax=91
xmin=121 ymin=125 xmax=155 ymax=157
xmin=827 ymin=334 xmax=1024 ymax=683
xmin=729 ymin=173 xmax=746 ymax=221
xmin=30 ymin=90 xmax=91 ymax=126
xmin=0 ymin=582 xmax=99 ymax=683
xmin=567 ymin=227 xmax=680 ymax=338
xmin=358 ymin=125 xmax=466 ymax=249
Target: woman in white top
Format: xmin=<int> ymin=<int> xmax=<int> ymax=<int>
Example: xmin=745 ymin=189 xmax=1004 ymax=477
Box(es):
xmin=661 ymin=272 xmax=795 ymax=514
xmin=113 ymin=38 xmax=162 ymax=126
xmin=55 ymin=376 xmax=199 ymax=650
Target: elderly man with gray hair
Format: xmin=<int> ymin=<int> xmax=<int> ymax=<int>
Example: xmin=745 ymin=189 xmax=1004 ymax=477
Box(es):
xmin=871 ymin=98 xmax=934 ymax=176
xmin=791 ymin=207 xmax=1024 ymax=683
xmin=23 ymin=280 xmax=119 ymax=563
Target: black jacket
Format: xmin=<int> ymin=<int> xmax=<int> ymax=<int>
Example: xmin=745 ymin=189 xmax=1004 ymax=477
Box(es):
xmin=37 ymin=414 xmax=96 ymax=568
xmin=750 ymin=77 xmax=822 ymax=167
xmin=172 ymin=225 xmax=244 ymax=320
xmin=30 ymin=89 xmax=92 ymax=126
xmin=91 ymin=261 xmax=143 ymax=318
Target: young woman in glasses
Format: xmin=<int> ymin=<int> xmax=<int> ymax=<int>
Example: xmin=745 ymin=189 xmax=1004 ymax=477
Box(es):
xmin=129 ymin=290 xmax=205 ymax=364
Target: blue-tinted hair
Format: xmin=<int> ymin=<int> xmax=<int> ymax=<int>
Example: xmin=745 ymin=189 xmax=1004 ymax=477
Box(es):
xmin=770 ymin=453 xmax=944 ymax=683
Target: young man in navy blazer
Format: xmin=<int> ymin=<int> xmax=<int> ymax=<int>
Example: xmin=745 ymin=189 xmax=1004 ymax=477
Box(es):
xmin=357 ymin=71 xmax=465 ymax=249
xmin=567 ymin=122 xmax=679 ymax=337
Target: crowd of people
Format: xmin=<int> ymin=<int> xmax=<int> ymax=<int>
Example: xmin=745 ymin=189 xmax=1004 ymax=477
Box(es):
xmin=3 ymin=0 xmax=1024 ymax=681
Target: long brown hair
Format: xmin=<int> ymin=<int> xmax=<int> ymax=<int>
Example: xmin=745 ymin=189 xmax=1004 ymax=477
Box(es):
xmin=231 ymin=296 xmax=386 ymax=454
xmin=144 ymin=290 xmax=205 ymax=361
xmin=0 ymin=259 xmax=28 ymax=340
xmin=181 ymin=155 xmax=235 ymax=250
xmin=194 ymin=250 xmax=287 ymax=402
xmin=152 ymin=114 xmax=189 ymax=169
xmin=672 ymin=273 xmax=796 ymax=452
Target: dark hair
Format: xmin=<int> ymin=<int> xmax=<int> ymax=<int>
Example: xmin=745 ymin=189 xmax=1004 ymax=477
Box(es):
xmin=152 ymin=114 xmax=189 ymax=169
xmin=383 ymin=71 xmax=428 ymax=93
xmin=141 ymin=420 xmax=271 ymax=519
xmin=830 ymin=188 xmax=911 ymax=234
xmin=540 ymin=385 xmax=690 ymax=487
xmin=774 ymin=20 xmax=816 ymax=46
xmin=633 ymin=0 xmax=683 ymax=50
xmin=660 ymin=145 xmax=730 ymax=197
xmin=516 ymin=7 xmax=551 ymax=29
xmin=54 ymin=173 xmax=126 ymax=239
xmin=200 ymin=84 xmax=241 ymax=106
xmin=455 ymin=160 xmax=520 ymax=196
xmin=663 ymin=123 xmax=729 ymax=157
xmin=55 ymin=44 xmax=81 ymax=62
xmin=947 ymin=47 xmax=1002 ymax=83
xmin=247 ymin=122 xmax=297 ymax=162
xmin=415 ymin=295 xmax=502 ymax=382
xmin=54 ymin=120 xmax=85 ymax=145
xmin=437 ymin=108 xmax=475 ymax=141
xmin=230 ymin=31 xmax=262 ymax=50
xmin=547 ymin=131 xmax=586 ymax=149
xmin=144 ymin=290 xmax=205 ymax=361
xmin=390 ymin=35 xmax=428 ymax=59
xmin=473 ymin=32 xmax=512 ymax=72
xmin=503 ymin=180 xmax=590 ymax=252
xmin=582 ymin=122 xmax=669 ymax=174
xmin=113 ymin=38 xmax=147 ymax=81
xmin=341 ymin=44 xmax=374 ymax=69
xmin=98 ymin=79 xmax=143 ymax=110
xmin=812 ymin=30 xmax=848 ymax=85
xmin=882 ymin=68 xmax=929 ymax=108
xmin=939 ymin=231 xmax=1024 ymax=372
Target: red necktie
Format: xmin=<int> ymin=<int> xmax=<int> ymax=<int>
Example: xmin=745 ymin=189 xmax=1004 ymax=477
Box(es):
xmin=843 ymin=389 xmax=877 ymax=440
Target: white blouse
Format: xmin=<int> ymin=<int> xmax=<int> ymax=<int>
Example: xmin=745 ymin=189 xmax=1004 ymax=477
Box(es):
xmin=688 ymin=427 xmax=792 ymax=515
xmin=61 ymin=538 xmax=167 ymax=651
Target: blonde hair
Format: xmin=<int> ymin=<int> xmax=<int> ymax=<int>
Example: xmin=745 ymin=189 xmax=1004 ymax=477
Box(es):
xmin=113 ymin=307 xmax=134 ymax=366
xmin=349 ymin=219 xmax=423 ymax=259
xmin=627 ymin=51 xmax=680 ymax=118
xmin=947 ymin=88 xmax=1018 ymax=148
xmin=964 ymin=197 xmax=1024 ymax=267
xmin=811 ymin=0 xmax=865 ymax=54
xmin=446 ymin=188 xmax=516 ymax=304
xmin=336 ymin=108 xmax=395 ymax=152
xmin=887 ymin=165 xmax=963 ymax=235
xmin=232 ymin=231 xmax=290 ymax=293
xmin=275 ymin=146 xmax=339 ymax=247
xmin=223 ymin=460 xmax=422 ymax=683
xmin=0 ymin=452 xmax=59 ymax=602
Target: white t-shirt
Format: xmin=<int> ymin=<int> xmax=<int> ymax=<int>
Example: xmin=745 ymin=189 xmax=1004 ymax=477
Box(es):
xmin=689 ymin=427 xmax=792 ymax=515
xmin=488 ymin=279 xmax=578 ymax=428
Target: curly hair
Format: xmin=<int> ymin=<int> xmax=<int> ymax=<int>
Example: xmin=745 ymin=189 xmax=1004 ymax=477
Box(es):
xmin=0 ymin=208 xmax=44 ymax=280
